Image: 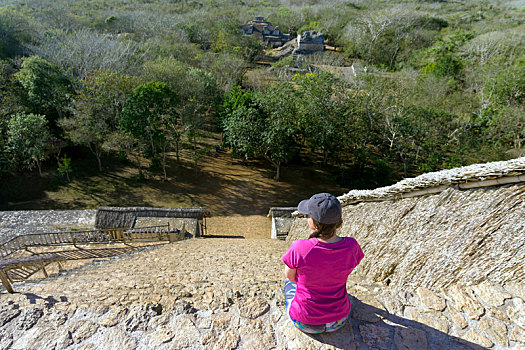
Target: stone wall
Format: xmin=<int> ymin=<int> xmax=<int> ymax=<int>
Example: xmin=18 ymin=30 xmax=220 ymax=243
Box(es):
xmin=95 ymin=207 xmax=210 ymax=237
xmin=287 ymin=158 xmax=525 ymax=291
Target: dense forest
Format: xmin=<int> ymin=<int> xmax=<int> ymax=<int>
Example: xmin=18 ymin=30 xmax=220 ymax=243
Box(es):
xmin=0 ymin=0 xmax=524 ymax=192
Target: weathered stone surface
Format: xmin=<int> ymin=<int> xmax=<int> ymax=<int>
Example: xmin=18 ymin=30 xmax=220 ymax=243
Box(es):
xmin=70 ymin=320 xmax=99 ymax=343
xmin=124 ymin=305 xmax=159 ymax=332
xmin=472 ymin=282 xmax=512 ymax=307
xmin=359 ymin=324 xmax=392 ymax=349
xmin=395 ymin=326 xmax=428 ymax=350
xmin=417 ymin=287 xmax=446 ymax=311
xmin=479 ymin=316 xmax=508 ymax=346
xmin=239 ymin=297 xmax=270 ymax=319
xmin=510 ymin=326 xmax=525 ymax=344
xmin=149 ymin=326 xmax=174 ymax=346
xmin=487 ymin=306 xmax=510 ymax=323
xmin=171 ymin=315 xmax=200 ymax=349
xmin=14 ymin=307 xmax=43 ymax=330
xmin=213 ymin=329 xmax=240 ymax=350
xmin=461 ymin=329 xmax=494 ymax=348
xmin=239 ymin=319 xmax=276 ymax=349
xmin=446 ymin=285 xmax=485 ymax=320
xmin=0 ymin=305 xmax=21 ymax=327
xmin=405 ymin=309 xmax=449 ymax=334
xmin=508 ymin=298 xmax=525 ymax=329
xmin=505 ymin=282 xmax=525 ymax=301
xmin=98 ymin=308 xmax=125 ymax=327
xmin=448 ymin=304 xmax=468 ymax=329
xmin=99 ymin=327 xmax=137 ymax=350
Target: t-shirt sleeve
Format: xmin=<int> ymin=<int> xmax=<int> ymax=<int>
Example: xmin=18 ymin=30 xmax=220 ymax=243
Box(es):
xmin=282 ymin=241 xmax=302 ymax=269
xmin=350 ymin=238 xmax=364 ymax=269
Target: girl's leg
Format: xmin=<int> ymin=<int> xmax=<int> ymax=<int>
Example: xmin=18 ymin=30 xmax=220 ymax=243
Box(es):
xmin=283 ymin=279 xmax=326 ymax=334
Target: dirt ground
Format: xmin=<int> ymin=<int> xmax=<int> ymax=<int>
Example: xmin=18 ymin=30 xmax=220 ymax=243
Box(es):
xmin=2 ymin=133 xmax=348 ymax=217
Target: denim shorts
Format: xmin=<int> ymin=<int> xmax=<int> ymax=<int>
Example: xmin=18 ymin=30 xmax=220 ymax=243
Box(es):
xmin=284 ymin=279 xmax=348 ymax=334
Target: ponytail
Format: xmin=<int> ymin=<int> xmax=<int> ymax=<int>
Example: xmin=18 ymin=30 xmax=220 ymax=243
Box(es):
xmin=309 ymin=219 xmax=343 ymax=239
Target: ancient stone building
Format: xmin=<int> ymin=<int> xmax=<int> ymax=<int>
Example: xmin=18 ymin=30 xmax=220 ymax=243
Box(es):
xmin=240 ymin=16 xmax=290 ymax=47
xmin=295 ymin=30 xmax=324 ymax=54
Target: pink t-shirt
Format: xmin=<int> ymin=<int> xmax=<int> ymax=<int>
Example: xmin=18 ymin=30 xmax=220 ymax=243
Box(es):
xmin=282 ymin=237 xmax=364 ymax=324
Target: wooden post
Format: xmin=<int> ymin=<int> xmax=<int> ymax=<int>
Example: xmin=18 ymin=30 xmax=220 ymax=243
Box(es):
xmin=41 ymin=264 xmax=48 ymax=278
xmin=0 ymin=270 xmax=14 ymax=293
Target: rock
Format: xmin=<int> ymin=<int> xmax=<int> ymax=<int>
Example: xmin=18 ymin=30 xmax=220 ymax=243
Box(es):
xmin=239 ymin=319 xmax=276 ymax=349
xmin=394 ymin=326 xmax=428 ymax=350
xmin=171 ymin=315 xmax=200 ymax=349
xmin=448 ymin=304 xmax=468 ymax=329
xmin=510 ymin=326 xmax=525 ymax=344
xmin=14 ymin=307 xmax=43 ymax=330
xmin=70 ymin=320 xmax=99 ymax=343
xmin=478 ymin=316 xmax=508 ymax=346
xmin=508 ymin=298 xmax=525 ymax=329
xmin=505 ymin=282 xmax=525 ymax=301
xmin=124 ymin=305 xmax=159 ymax=332
xmin=149 ymin=327 xmax=174 ymax=346
xmin=239 ymin=297 xmax=270 ymax=319
xmin=213 ymin=330 xmax=240 ymax=350
xmin=44 ymin=310 xmax=69 ymax=328
xmin=446 ymin=286 xmax=485 ymax=320
xmin=99 ymin=327 xmax=137 ymax=350
xmin=461 ymin=329 xmax=494 ymax=348
xmin=0 ymin=305 xmax=21 ymax=327
xmin=486 ymin=306 xmax=510 ymax=323
xmin=98 ymin=308 xmax=126 ymax=327
xmin=472 ymin=282 xmax=511 ymax=307
xmin=55 ymin=329 xmax=74 ymax=349
xmin=359 ymin=324 xmax=392 ymax=349
xmin=417 ymin=287 xmax=446 ymax=311
xmin=406 ymin=309 xmax=449 ymax=333
xmin=0 ymin=331 xmax=13 ymax=350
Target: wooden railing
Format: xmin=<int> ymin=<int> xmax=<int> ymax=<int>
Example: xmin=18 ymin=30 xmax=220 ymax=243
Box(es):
xmin=0 ymin=224 xmax=175 ymax=258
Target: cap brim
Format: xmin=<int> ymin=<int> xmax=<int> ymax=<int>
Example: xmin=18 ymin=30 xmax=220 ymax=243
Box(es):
xmin=297 ymin=199 xmax=310 ymax=215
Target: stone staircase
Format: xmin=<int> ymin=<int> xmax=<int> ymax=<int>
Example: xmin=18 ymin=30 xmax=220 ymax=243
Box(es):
xmin=1 ymin=237 xmax=523 ymax=349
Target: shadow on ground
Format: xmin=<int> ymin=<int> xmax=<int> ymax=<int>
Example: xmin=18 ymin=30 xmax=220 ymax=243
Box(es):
xmin=300 ymin=296 xmax=486 ymax=349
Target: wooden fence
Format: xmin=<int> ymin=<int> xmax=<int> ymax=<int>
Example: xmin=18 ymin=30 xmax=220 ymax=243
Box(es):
xmin=0 ymin=225 xmax=175 ymax=258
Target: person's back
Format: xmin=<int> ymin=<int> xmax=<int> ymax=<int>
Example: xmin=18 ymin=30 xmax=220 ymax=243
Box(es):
xmin=282 ymin=193 xmax=364 ymax=333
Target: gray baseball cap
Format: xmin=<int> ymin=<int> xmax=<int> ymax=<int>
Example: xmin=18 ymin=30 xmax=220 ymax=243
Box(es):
xmin=297 ymin=193 xmax=342 ymax=224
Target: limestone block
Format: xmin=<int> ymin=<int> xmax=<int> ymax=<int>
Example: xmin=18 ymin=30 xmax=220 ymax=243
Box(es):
xmin=149 ymin=327 xmax=174 ymax=346
xmin=417 ymin=287 xmax=446 ymax=311
xmin=0 ymin=305 xmax=21 ymax=327
xmin=505 ymin=282 xmax=525 ymax=301
xmin=14 ymin=307 xmax=43 ymax=330
xmin=359 ymin=324 xmax=392 ymax=349
xmin=510 ymin=326 xmax=525 ymax=344
xmin=171 ymin=315 xmax=200 ymax=349
xmin=508 ymin=298 xmax=525 ymax=329
xmin=98 ymin=308 xmax=125 ymax=327
xmin=70 ymin=320 xmax=99 ymax=344
xmin=478 ymin=316 xmax=508 ymax=346
xmin=213 ymin=330 xmax=240 ymax=350
xmin=461 ymin=329 xmax=494 ymax=348
xmin=446 ymin=285 xmax=485 ymax=320
xmin=472 ymin=282 xmax=512 ymax=307
xmin=409 ymin=310 xmax=450 ymax=334
xmin=239 ymin=319 xmax=276 ymax=349
xmin=448 ymin=304 xmax=468 ymax=329
xmin=238 ymin=297 xmax=270 ymax=319
xmin=394 ymin=326 xmax=428 ymax=350
xmin=487 ymin=306 xmax=510 ymax=323
xmin=99 ymin=327 xmax=137 ymax=350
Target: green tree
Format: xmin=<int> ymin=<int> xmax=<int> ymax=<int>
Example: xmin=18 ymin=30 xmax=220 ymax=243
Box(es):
xmin=60 ymin=70 xmax=138 ymax=171
xmin=257 ymin=82 xmax=299 ymax=181
xmin=14 ymin=56 xmax=74 ymax=130
xmin=7 ymin=113 xmax=53 ymax=176
xmin=120 ymin=81 xmax=179 ymax=180
xmin=57 ymin=153 xmax=72 ymax=181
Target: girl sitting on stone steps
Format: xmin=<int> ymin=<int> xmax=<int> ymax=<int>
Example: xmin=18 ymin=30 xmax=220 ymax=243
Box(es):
xmin=282 ymin=193 xmax=364 ymax=334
